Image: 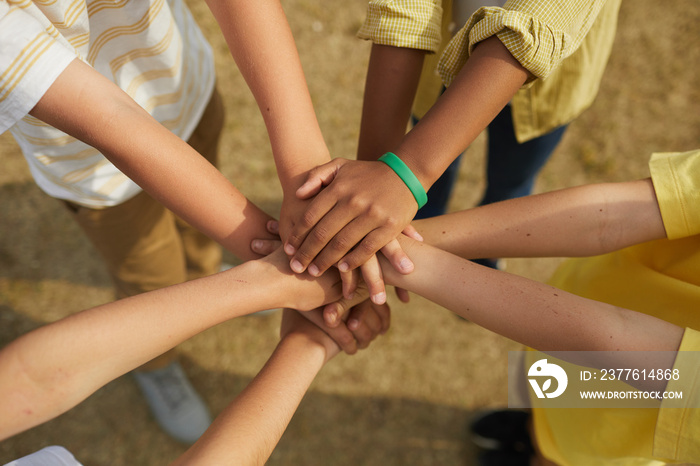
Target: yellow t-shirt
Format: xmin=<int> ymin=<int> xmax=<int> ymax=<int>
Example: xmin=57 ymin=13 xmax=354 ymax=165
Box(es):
xmin=532 ymin=150 xmax=700 ymax=465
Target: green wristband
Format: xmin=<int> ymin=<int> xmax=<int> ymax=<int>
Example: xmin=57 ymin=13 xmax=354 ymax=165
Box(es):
xmin=378 ymin=152 xmax=428 ymax=209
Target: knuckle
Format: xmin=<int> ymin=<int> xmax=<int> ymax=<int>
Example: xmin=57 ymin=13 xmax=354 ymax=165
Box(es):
xmin=311 ymin=225 xmax=330 ymax=244
xmin=330 ymin=234 xmax=351 ymax=253
xmin=359 ymin=237 xmax=378 ymax=255
xmin=300 ymin=210 xmax=318 ymax=230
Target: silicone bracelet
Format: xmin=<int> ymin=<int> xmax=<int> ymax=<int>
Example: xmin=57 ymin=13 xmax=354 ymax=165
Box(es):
xmin=378 ymin=152 xmax=428 ymax=209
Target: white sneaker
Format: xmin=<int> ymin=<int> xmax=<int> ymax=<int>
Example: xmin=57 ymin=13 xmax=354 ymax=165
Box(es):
xmin=132 ymin=361 xmax=212 ymax=444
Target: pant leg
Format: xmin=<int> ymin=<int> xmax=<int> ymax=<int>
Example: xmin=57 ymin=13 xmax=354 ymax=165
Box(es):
xmin=480 ymin=105 xmax=567 ymax=206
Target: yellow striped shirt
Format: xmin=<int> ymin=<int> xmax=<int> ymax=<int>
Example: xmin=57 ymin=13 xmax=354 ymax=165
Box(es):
xmin=359 ymin=0 xmax=621 ymax=142
xmin=0 ymin=0 xmax=215 ymax=207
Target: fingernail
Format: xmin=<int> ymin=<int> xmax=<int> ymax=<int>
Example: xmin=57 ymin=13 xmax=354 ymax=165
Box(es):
xmin=399 ymin=258 xmax=413 ymax=271
xmin=326 ymin=309 xmax=337 ymax=325
xmin=284 ymin=243 xmax=296 ymax=255
xmin=252 ymin=240 xmax=262 ymax=251
xmin=308 ymin=264 xmax=320 ymax=277
xmin=290 ymin=259 xmax=304 ymax=273
xmin=348 ymin=319 xmax=359 ymax=330
xmin=267 ymin=220 xmax=279 ymax=233
xmin=415 ymin=232 xmax=424 ymax=241
xmin=338 ymin=262 xmax=349 ymax=272
xmin=372 ymin=291 xmax=386 ymax=305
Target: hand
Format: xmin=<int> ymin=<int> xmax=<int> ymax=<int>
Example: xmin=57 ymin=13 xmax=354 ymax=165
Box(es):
xmin=284 ymin=158 xmax=417 ymax=279
xmin=279 ymin=309 xmax=341 ymax=363
xmin=277 ymin=193 xmax=309 ymax=247
xmin=255 ymin=247 xmax=354 ymax=312
xmin=253 ymin=220 xmax=407 ymax=305
xmin=296 ymin=298 xmax=390 ymax=355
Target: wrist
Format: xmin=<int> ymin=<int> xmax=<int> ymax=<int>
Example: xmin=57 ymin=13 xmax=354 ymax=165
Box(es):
xmin=378 ymin=153 xmax=428 ymax=209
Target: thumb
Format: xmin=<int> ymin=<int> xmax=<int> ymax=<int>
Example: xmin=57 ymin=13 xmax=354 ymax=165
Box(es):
xmin=323 ymin=283 xmax=370 ymax=328
xmin=296 ymin=159 xmax=345 ymax=199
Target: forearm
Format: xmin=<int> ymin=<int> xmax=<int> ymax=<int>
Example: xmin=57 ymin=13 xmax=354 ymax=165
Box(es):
xmin=357 ymin=44 xmax=426 ymax=161
xmin=0 ymin=254 xmax=334 ymax=439
xmin=412 ymin=179 xmax=666 ymax=259
xmin=174 ymin=333 xmax=327 ymax=465
xmin=205 ymin=0 xmax=330 ymax=192
xmin=383 ymin=237 xmax=683 ymax=354
xmin=392 ymin=36 xmax=530 ymax=190
xmin=29 ymin=59 xmax=273 ymax=261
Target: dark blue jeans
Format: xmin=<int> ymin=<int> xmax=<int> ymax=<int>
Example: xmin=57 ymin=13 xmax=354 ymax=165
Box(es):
xmin=414 ymin=104 xmax=567 ymax=219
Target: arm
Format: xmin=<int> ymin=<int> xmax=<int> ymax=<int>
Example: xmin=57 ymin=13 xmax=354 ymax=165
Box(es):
xmin=378 ymin=237 xmax=683 ymax=392
xmin=203 ymin=0 xmax=331 ymax=243
xmin=357 ymin=44 xmax=426 ymax=162
xmin=285 ymin=36 xmax=530 ymax=275
xmin=172 ymin=310 xmax=339 ymax=466
xmin=0 ymin=249 xmax=351 ymax=440
xmin=412 ymin=178 xmax=667 ymax=259
xmin=29 ymin=58 xmax=274 ymax=261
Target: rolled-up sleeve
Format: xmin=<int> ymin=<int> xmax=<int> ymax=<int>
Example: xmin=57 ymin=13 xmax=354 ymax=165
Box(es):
xmin=0 ymin=3 xmax=76 ymax=133
xmin=438 ymin=0 xmax=607 ymax=86
xmin=357 ymin=0 xmax=443 ymax=53
xmin=649 ymin=150 xmax=700 ymax=240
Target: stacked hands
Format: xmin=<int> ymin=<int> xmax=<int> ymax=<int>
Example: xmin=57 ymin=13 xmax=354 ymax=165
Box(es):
xmin=256 ymin=157 xmax=426 ymax=353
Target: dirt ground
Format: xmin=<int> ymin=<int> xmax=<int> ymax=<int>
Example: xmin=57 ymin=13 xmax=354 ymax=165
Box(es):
xmin=1 ymin=1 xmax=699 ymax=465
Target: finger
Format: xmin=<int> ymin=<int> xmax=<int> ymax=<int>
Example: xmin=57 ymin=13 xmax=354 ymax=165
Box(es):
xmin=402 ymin=224 xmax=424 ymax=242
xmin=266 ymin=219 xmax=280 ymax=235
xmin=308 ymin=212 xmax=390 ymax=276
xmin=359 ymin=255 xmax=386 ymax=305
xmin=337 ymin=226 xmax=401 ymax=273
xmin=380 ymin=238 xmax=415 ymax=275
xmin=371 ymin=301 xmax=391 ymax=334
xmin=347 ymin=302 xmax=383 ymax=336
xmin=340 ymin=267 xmax=358 ymax=300
xmin=285 ymin=193 xmax=343 ymax=269
xmin=300 ymin=308 xmax=358 ymax=355
xmin=290 ymin=201 xmax=360 ymax=275
xmin=395 ymin=287 xmax=411 ymax=303
xmin=295 ymin=160 xmax=344 ymax=199
xmin=251 ymin=238 xmax=283 ymax=256
xmin=322 ymin=280 xmax=370 ymax=328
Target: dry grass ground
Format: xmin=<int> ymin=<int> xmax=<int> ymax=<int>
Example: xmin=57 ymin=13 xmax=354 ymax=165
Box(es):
xmin=1 ymin=1 xmax=699 ymax=464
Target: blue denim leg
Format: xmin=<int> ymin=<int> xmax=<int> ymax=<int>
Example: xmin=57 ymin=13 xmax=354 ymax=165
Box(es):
xmin=479 ymin=105 xmax=567 ymax=206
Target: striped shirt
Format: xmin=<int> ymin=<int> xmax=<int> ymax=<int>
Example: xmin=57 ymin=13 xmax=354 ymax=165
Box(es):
xmin=0 ymin=0 xmax=215 ymax=207
xmin=359 ymin=0 xmax=620 ymax=142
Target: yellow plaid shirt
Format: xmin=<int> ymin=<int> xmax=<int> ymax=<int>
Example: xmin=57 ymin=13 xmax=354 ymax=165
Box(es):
xmin=358 ymin=0 xmax=621 ymax=142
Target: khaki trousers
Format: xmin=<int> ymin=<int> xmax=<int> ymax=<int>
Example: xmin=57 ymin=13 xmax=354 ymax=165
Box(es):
xmin=63 ymin=88 xmax=225 ymax=370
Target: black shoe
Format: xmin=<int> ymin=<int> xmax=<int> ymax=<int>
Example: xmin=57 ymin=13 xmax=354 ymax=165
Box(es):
xmin=470 ymin=410 xmax=533 ymax=454
xmin=478 ymin=449 xmax=531 ymax=466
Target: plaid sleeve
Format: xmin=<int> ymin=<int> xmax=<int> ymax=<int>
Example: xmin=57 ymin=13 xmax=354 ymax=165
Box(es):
xmin=438 ymin=0 xmax=607 ymax=86
xmin=0 ymin=3 xmax=76 ymax=133
xmin=357 ymin=0 xmax=443 ymax=53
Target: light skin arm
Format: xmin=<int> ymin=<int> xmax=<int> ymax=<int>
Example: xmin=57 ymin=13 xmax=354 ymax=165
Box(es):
xmin=204 ymin=0 xmax=412 ymax=301
xmin=411 ymin=178 xmax=667 ymax=259
xmin=285 ymin=36 xmax=530 ymax=275
xmin=203 ymin=0 xmax=329 ymax=220
xmin=0 ymin=249 xmax=359 ymax=440
xmin=29 ymin=58 xmax=274 ymax=261
xmin=172 ymin=310 xmax=339 ymax=466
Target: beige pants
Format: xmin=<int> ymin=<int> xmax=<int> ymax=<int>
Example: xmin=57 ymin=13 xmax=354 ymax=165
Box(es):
xmin=63 ymin=88 xmax=225 ymax=370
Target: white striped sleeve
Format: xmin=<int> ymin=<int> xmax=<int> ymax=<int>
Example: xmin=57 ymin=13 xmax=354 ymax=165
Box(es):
xmin=0 ymin=3 xmax=77 ymax=133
